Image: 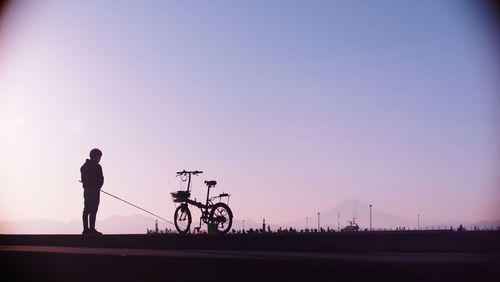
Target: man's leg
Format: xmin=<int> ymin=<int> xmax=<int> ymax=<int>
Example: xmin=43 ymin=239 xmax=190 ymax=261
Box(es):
xmin=89 ymin=212 xmax=96 ymax=229
xmin=82 ymin=190 xmax=90 ymax=234
xmin=82 ymin=212 xmax=89 ymax=231
xmin=89 ymin=190 xmax=102 ymax=234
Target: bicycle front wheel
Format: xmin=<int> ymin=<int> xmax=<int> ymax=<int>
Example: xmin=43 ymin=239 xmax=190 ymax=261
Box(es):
xmin=174 ymin=205 xmax=192 ymax=234
xmin=209 ymin=202 xmax=233 ymax=234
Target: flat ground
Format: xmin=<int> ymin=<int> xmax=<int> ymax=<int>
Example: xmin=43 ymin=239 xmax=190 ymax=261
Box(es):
xmin=1 ymin=231 xmax=499 ymax=282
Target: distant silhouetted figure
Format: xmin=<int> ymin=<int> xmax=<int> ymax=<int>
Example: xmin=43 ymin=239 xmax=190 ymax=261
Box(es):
xmin=80 ymin=148 xmax=104 ymax=235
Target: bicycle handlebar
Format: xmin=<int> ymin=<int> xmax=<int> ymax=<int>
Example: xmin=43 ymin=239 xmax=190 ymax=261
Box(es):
xmin=176 ymin=170 xmax=203 ymax=175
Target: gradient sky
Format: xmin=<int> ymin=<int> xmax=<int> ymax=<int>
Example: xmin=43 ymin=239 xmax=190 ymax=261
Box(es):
xmin=0 ymin=0 xmax=498 ymax=228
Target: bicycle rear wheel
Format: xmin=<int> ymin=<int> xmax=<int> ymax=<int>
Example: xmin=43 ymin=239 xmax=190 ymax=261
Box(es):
xmin=209 ymin=202 xmax=233 ymax=234
xmin=174 ymin=205 xmax=192 ymax=234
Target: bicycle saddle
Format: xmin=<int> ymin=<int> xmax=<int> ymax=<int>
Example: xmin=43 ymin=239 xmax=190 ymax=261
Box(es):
xmin=205 ymin=180 xmax=217 ymax=186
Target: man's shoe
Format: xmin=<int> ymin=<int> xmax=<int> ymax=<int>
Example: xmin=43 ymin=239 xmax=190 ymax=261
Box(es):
xmin=82 ymin=229 xmax=91 ymax=235
xmin=90 ymin=229 xmax=102 ymax=235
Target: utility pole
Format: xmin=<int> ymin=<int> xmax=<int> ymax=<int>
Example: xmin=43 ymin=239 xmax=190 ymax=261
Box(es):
xmin=317 ymin=212 xmax=320 ymax=231
xmin=369 ymin=204 xmax=373 ymax=231
xmin=417 ymin=214 xmax=420 ymax=230
xmin=306 ymin=217 xmax=308 ymax=230
xmin=337 ymin=213 xmax=340 ymax=231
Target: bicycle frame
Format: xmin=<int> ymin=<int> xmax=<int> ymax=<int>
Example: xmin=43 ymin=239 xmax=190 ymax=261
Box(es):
xmin=172 ymin=170 xmax=232 ymax=233
xmin=184 ymin=188 xmax=230 ymax=225
xmin=176 ymin=170 xmax=229 ymax=223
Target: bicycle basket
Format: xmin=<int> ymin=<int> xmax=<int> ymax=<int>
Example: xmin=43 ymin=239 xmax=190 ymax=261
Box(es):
xmin=171 ymin=190 xmax=191 ymax=202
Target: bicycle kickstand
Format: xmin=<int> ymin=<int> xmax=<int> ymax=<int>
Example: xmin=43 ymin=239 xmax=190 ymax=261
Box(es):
xmin=194 ymin=221 xmax=202 ymax=233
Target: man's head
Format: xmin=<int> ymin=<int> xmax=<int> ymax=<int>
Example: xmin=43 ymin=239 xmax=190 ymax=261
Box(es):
xmin=89 ymin=148 xmax=102 ymax=163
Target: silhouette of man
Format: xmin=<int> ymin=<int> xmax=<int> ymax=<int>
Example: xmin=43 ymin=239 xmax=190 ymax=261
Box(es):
xmin=80 ymin=148 xmax=104 ymax=235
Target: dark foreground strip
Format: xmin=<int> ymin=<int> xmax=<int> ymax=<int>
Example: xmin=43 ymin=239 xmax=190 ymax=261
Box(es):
xmin=0 ymin=245 xmax=497 ymax=263
xmin=1 ymin=249 xmax=499 ymax=282
xmin=1 ymin=231 xmax=500 ymax=253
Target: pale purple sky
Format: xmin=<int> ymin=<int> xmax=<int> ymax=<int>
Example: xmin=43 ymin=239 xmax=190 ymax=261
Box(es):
xmin=0 ymin=0 xmax=498 ymax=227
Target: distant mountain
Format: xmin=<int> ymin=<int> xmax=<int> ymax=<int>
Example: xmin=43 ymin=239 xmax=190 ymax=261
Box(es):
xmin=231 ymin=218 xmax=281 ymax=231
xmin=0 ymin=218 xmax=81 ymax=234
xmin=284 ymin=199 xmax=408 ymax=230
xmin=0 ymin=215 xmax=272 ymax=234
xmin=1 ymin=199 xmax=498 ymax=234
xmin=284 ymin=199 xmax=497 ymax=231
xmin=99 ymin=215 xmax=174 ymax=234
xmin=0 ymin=215 xmax=168 ymax=234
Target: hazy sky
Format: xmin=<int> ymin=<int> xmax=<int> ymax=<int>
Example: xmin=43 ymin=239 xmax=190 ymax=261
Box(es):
xmin=0 ymin=0 xmax=498 ymax=227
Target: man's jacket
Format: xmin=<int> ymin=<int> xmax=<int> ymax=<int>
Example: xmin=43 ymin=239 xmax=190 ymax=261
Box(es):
xmin=80 ymin=159 xmax=104 ymax=189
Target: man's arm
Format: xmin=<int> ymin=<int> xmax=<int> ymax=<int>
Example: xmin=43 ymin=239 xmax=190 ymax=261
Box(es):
xmin=80 ymin=165 xmax=88 ymax=189
xmin=97 ymin=165 xmax=104 ymax=189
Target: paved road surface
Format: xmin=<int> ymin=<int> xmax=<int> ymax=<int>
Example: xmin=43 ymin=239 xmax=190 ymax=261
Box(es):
xmin=1 ymin=245 xmax=497 ymax=263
